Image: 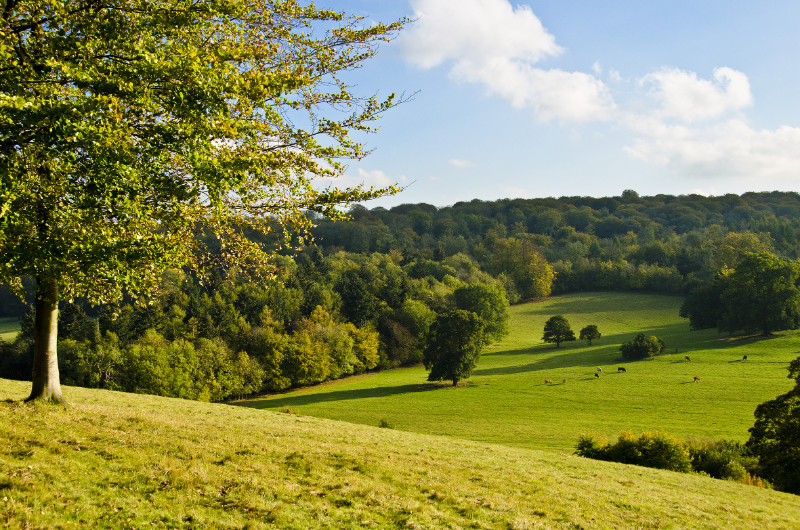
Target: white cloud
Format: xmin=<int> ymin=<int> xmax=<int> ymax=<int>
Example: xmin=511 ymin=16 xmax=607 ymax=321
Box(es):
xmin=640 ymin=67 xmax=753 ymax=123
xmin=401 ymin=0 xmax=615 ymax=122
xmin=449 ymin=158 xmax=475 ymax=168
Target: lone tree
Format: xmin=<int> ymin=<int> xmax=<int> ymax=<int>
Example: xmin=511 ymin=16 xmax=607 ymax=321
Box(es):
xmin=424 ymin=310 xmax=485 ymax=386
xmin=0 ymin=1 xmax=406 ymax=402
xmin=620 ymin=334 xmax=665 ymax=361
xmin=579 ymin=324 xmax=601 ymax=346
xmin=746 ymin=356 xmax=800 ymax=494
xmin=542 ymin=315 xmax=575 ymax=348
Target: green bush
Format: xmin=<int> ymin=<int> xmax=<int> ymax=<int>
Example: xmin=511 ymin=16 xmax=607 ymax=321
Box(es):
xmin=620 ymin=333 xmax=665 ymax=360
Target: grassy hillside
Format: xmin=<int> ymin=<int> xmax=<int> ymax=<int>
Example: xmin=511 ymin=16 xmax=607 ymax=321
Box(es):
xmin=2 ymin=378 xmax=800 ymax=528
xmin=0 ymin=317 xmax=19 ymax=342
xmin=239 ymin=293 xmax=799 ymax=451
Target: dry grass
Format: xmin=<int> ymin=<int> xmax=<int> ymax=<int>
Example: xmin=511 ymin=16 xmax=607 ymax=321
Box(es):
xmin=2 ymin=378 xmax=799 ymax=528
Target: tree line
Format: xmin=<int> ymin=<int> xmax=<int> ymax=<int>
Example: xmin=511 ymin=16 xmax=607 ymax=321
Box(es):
xmin=0 ymin=250 xmax=509 ymax=401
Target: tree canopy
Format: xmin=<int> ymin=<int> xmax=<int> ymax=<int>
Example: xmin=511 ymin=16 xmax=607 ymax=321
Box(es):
xmin=424 ymin=309 xmax=485 ymax=386
xmin=579 ymin=324 xmax=601 ymax=346
xmin=0 ymin=0 xmax=405 ymax=401
xmin=542 ymin=315 xmax=575 ymax=348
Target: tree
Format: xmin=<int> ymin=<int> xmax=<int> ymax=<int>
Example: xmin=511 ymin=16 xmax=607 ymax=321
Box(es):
xmin=424 ymin=310 xmax=484 ymax=386
xmin=452 ymin=282 xmax=510 ymax=345
xmin=719 ymin=252 xmax=800 ymax=336
xmin=490 ymin=238 xmax=554 ymax=299
xmin=0 ymin=1 xmax=405 ymax=402
xmin=542 ymin=315 xmax=575 ymax=348
xmin=579 ymin=324 xmax=601 ymax=346
xmin=620 ymin=333 xmax=665 ymax=360
xmin=746 ymin=356 xmax=800 ymax=494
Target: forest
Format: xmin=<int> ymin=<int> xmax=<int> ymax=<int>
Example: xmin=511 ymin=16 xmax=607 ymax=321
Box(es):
xmin=2 ymin=190 xmax=800 ymax=401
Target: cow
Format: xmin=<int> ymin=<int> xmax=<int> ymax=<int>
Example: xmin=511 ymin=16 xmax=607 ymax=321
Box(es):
xmin=562 ymin=379 xmax=567 ymax=384
xmin=743 ymin=355 xmax=748 ymax=360
xmin=545 ymin=379 xmax=552 ymax=384
xmin=594 ymin=372 xmax=600 ymax=379
xmin=693 ymin=376 xmax=701 ymax=382
xmin=618 ymin=367 xmax=627 ymax=372
xmin=685 ymin=355 xmax=691 ymax=362
xmin=597 ymin=367 xmax=602 ymax=373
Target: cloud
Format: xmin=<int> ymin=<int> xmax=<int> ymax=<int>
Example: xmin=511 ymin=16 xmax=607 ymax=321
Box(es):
xmin=640 ymin=67 xmax=753 ymax=123
xmin=401 ymin=0 xmax=615 ymax=122
xmin=624 ymin=118 xmax=800 ymax=180
xmin=449 ymin=158 xmax=475 ymax=168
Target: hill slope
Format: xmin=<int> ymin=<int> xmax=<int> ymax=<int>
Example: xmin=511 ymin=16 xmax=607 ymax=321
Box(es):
xmin=2 ymin=378 xmax=800 ymax=528
xmin=240 ymin=293 xmax=799 ymax=451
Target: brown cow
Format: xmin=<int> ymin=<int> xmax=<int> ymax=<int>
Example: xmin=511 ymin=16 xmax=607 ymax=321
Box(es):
xmin=618 ymin=367 xmax=627 ymax=372
xmin=685 ymin=355 xmax=691 ymax=362
xmin=545 ymin=379 xmax=552 ymax=384
xmin=693 ymin=376 xmax=701 ymax=382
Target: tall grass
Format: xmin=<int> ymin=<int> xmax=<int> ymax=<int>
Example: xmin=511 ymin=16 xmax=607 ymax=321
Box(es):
xmin=0 ymin=317 xmax=19 ymax=342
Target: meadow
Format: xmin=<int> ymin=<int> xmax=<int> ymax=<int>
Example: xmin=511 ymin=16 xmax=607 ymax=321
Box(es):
xmin=239 ymin=292 xmax=799 ymax=451
xmin=2 ymin=377 xmax=800 ymax=528
xmin=0 ymin=317 xmax=19 ymax=343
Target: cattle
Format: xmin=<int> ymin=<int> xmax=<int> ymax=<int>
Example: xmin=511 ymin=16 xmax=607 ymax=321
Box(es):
xmin=597 ymin=367 xmax=602 ymax=373
xmin=545 ymin=379 xmax=552 ymax=384
xmin=685 ymin=355 xmax=691 ymax=362
xmin=693 ymin=376 xmax=701 ymax=382
xmin=562 ymin=379 xmax=567 ymax=384
xmin=743 ymin=355 xmax=748 ymax=360
xmin=594 ymin=372 xmax=600 ymax=379
xmin=618 ymin=367 xmax=627 ymax=372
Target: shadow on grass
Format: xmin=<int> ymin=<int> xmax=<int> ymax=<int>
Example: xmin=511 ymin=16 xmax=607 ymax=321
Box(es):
xmin=235 ymin=383 xmax=439 ymax=410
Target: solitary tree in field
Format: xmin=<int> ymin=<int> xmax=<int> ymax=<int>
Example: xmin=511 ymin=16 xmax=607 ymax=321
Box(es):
xmin=620 ymin=334 xmax=665 ymax=361
xmin=424 ymin=310 xmax=484 ymax=386
xmin=0 ymin=0 xmax=405 ymax=402
xmin=579 ymin=324 xmax=601 ymax=346
xmin=542 ymin=315 xmax=575 ymax=348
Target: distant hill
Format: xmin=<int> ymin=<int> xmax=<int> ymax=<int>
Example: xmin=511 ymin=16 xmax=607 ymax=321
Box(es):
xmin=2 ymin=377 xmax=799 ymax=528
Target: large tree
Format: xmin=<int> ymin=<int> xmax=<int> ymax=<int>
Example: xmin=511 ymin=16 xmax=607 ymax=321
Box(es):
xmin=424 ymin=309 xmax=484 ymax=386
xmin=542 ymin=315 xmax=575 ymax=348
xmin=746 ymin=356 xmax=800 ymax=494
xmin=0 ymin=0 xmax=405 ymax=402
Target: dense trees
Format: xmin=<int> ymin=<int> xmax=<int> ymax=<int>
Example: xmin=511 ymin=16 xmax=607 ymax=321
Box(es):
xmin=747 ymin=356 xmax=800 ymax=494
xmin=0 ymin=1 xmax=405 ymax=402
xmin=681 ymin=252 xmax=800 ymax=335
xmin=542 ymin=316 xmax=575 ymax=348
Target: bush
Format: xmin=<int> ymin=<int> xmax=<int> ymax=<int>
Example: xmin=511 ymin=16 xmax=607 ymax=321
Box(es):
xmin=577 ymin=431 xmax=693 ymax=473
xmin=620 ymin=333 xmax=665 ymax=360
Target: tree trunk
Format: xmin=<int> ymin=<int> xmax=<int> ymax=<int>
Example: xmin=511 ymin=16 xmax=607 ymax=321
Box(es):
xmin=26 ymin=277 xmax=65 ymax=403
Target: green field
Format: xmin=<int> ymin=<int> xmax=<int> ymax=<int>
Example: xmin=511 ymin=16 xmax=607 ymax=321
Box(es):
xmin=0 ymin=317 xmax=19 ymax=342
xmin=238 ymin=292 xmax=799 ymax=451
xmin=2 ymin=377 xmax=799 ymax=528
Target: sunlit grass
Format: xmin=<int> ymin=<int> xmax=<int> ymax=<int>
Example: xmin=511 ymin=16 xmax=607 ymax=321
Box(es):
xmin=2 ymin=378 xmax=799 ymax=528
xmin=239 ymin=292 xmax=799 ymax=451
xmin=0 ymin=317 xmax=19 ymax=342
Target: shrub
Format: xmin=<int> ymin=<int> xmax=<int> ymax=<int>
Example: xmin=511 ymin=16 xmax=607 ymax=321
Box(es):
xmin=620 ymin=333 xmax=665 ymax=360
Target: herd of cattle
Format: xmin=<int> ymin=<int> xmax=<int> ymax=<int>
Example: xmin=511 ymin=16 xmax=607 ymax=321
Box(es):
xmin=543 ymin=354 xmax=749 ymax=385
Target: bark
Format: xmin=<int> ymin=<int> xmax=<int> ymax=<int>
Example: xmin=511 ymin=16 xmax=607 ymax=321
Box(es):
xmin=26 ymin=277 xmax=65 ymax=403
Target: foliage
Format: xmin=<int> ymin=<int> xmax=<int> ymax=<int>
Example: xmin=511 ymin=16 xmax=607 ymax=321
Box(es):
xmin=452 ymin=282 xmax=510 ymax=345
xmin=620 ymin=333 xmax=665 ymax=360
xmin=424 ymin=310 xmax=485 ymax=386
xmin=489 ymin=238 xmax=554 ymax=299
xmin=542 ymin=315 xmax=575 ymax=348
xmin=579 ymin=324 xmax=601 ymax=345
xmin=746 ymin=356 xmax=800 ymax=494
xmin=0 ymin=0 xmax=405 ymax=401
xmin=719 ymin=252 xmax=800 ymax=335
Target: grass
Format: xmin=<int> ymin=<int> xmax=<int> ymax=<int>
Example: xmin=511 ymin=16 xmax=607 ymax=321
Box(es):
xmin=238 ymin=292 xmax=799 ymax=452
xmin=2 ymin=377 xmax=800 ymax=528
xmin=0 ymin=317 xmax=19 ymax=343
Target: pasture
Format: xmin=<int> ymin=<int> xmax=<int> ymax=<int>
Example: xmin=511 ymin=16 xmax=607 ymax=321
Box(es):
xmin=0 ymin=317 xmax=19 ymax=342
xmin=238 ymin=292 xmax=799 ymax=451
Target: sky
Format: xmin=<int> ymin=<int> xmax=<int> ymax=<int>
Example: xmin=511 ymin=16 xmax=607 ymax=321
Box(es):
xmin=314 ymin=0 xmax=800 ymax=208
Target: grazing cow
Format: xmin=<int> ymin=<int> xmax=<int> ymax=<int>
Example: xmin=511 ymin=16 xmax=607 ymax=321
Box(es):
xmin=594 ymin=372 xmax=600 ymax=379
xmin=743 ymin=355 xmax=748 ymax=360
xmin=562 ymin=379 xmax=567 ymax=384
xmin=597 ymin=367 xmax=602 ymax=373
xmin=618 ymin=367 xmax=627 ymax=372
xmin=693 ymin=376 xmax=701 ymax=382
xmin=685 ymin=355 xmax=691 ymax=362
xmin=545 ymin=379 xmax=552 ymax=384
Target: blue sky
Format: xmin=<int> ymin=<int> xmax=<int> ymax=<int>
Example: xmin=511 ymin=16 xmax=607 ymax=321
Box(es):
xmin=316 ymin=0 xmax=800 ymax=208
